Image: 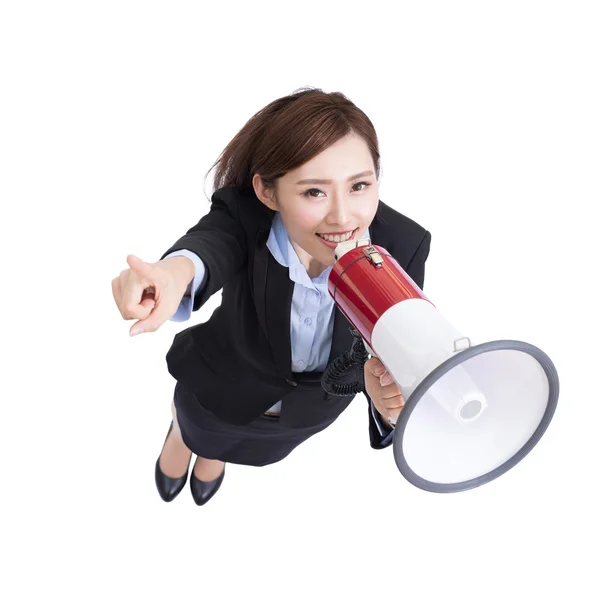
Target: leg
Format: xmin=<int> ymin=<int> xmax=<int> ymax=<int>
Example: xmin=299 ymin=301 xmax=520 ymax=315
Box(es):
xmin=188 ymin=398 xmax=225 ymax=480
xmin=164 ymin=398 xmax=224 ymax=482
xmin=158 ymin=399 xmax=193 ymax=478
xmin=193 ymin=455 xmax=225 ymax=482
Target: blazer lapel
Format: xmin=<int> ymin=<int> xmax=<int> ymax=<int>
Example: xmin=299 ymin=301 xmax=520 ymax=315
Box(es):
xmin=253 ymin=231 xmax=294 ymax=380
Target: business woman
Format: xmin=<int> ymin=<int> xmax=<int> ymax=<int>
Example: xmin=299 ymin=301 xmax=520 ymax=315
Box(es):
xmin=111 ymin=86 xmax=432 ymax=505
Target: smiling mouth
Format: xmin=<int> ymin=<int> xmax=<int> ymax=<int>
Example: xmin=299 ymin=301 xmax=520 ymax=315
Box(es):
xmin=315 ymin=228 xmax=358 ymax=242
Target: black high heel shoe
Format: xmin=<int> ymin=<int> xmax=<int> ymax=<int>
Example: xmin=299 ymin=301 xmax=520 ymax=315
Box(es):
xmin=190 ymin=460 xmax=226 ymax=506
xmin=155 ymin=421 xmax=192 ymax=502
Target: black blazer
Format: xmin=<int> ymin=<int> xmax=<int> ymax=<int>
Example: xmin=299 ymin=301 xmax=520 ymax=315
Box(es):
xmin=159 ymin=185 xmax=432 ymax=449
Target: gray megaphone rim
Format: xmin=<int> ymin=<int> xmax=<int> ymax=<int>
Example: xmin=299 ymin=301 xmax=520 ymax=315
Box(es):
xmin=392 ymin=339 xmax=559 ymax=493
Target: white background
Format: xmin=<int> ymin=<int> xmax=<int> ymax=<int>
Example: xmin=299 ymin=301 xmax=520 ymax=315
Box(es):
xmin=1 ymin=1 xmax=598 ymax=598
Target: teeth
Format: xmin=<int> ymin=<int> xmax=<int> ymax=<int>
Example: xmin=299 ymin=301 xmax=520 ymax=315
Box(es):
xmin=317 ymin=230 xmax=354 ymax=243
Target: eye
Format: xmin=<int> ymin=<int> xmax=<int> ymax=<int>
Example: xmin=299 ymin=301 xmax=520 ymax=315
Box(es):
xmin=301 ymin=181 xmax=372 ymax=198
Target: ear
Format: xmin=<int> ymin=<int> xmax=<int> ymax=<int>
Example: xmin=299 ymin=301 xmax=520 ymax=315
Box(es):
xmin=252 ymin=173 xmax=279 ymax=212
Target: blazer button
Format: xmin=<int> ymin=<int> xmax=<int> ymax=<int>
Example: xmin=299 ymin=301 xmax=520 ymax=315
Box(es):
xmin=285 ymin=378 xmax=298 ymax=386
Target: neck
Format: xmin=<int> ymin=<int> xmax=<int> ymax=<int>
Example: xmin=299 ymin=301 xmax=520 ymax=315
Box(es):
xmin=306 ymin=260 xmax=328 ymax=279
xmin=291 ymin=240 xmax=328 ymax=278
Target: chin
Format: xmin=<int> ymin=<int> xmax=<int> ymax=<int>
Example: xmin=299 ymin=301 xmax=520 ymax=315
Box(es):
xmin=322 ymin=247 xmax=339 ymax=266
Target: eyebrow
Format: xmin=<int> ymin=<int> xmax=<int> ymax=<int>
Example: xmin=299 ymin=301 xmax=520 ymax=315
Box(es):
xmin=295 ymin=170 xmax=374 ymax=185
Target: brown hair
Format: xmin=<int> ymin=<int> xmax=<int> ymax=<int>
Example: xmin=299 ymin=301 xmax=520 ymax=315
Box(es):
xmin=204 ymin=86 xmax=382 ymax=205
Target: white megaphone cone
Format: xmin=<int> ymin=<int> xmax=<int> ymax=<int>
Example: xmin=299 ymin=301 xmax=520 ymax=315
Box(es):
xmin=328 ymin=238 xmax=559 ymax=493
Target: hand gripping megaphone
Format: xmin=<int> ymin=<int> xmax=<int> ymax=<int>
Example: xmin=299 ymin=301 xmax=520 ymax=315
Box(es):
xmin=321 ymin=238 xmax=559 ymax=493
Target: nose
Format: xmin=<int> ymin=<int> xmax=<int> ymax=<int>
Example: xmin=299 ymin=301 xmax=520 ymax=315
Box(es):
xmin=327 ymin=195 xmax=352 ymax=229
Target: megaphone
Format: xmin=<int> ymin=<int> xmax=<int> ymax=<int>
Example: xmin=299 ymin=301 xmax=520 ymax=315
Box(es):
xmin=323 ymin=238 xmax=559 ymax=493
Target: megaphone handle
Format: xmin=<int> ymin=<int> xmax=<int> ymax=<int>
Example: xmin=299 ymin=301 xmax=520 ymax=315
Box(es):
xmin=356 ymin=333 xmax=397 ymax=428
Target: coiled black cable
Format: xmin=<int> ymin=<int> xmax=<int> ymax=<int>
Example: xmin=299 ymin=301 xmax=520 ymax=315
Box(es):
xmin=321 ymin=327 xmax=370 ymax=396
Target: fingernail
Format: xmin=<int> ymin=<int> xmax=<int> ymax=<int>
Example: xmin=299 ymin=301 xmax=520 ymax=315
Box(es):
xmin=131 ymin=329 xmax=142 ymax=336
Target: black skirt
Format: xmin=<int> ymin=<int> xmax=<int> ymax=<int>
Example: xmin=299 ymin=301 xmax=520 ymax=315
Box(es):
xmin=173 ymin=379 xmax=343 ymax=467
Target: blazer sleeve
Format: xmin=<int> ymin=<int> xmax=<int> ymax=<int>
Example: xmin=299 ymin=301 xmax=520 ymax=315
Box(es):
xmin=158 ymin=189 xmax=248 ymax=314
xmin=366 ymin=390 xmax=395 ymax=449
xmin=365 ymin=229 xmax=432 ymax=450
xmin=163 ymin=249 xmax=208 ymax=322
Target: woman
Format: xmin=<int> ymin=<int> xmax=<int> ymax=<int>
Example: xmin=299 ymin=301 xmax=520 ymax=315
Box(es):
xmin=111 ymin=87 xmax=432 ymax=505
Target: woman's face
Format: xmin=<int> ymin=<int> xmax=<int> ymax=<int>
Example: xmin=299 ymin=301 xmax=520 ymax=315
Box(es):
xmin=253 ymin=132 xmax=379 ymax=277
